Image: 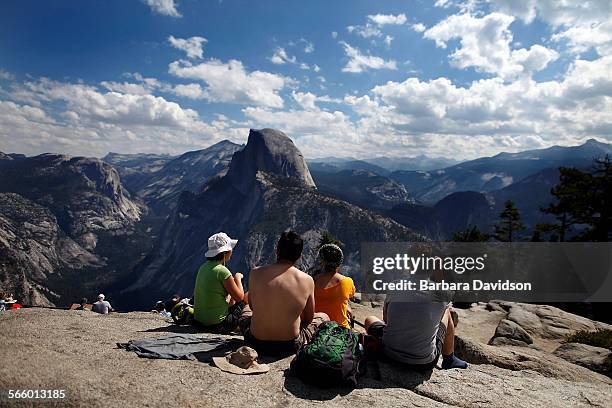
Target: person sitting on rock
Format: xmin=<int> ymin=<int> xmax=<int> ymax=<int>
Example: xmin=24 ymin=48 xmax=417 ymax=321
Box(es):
xmin=193 ymin=232 xmax=245 ymax=334
xmin=92 ymin=294 xmax=114 ymax=314
xmin=313 ymin=244 xmax=355 ymax=328
xmin=364 ymin=278 xmax=468 ymax=370
xmin=164 ymin=294 xmax=182 ymax=314
xmin=76 ymin=298 xmax=88 ymax=311
xmin=239 ymin=230 xmax=329 ymax=356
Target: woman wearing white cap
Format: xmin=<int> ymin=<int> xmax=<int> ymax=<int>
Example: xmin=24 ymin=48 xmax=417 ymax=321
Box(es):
xmin=193 ymin=232 xmax=246 ymax=333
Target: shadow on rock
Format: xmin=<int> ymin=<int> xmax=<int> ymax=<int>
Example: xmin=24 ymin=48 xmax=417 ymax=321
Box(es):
xmin=282 ymin=358 xmax=433 ymax=401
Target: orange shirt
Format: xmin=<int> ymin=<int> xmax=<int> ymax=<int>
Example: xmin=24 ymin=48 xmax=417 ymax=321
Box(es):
xmin=314 ymin=276 xmax=356 ymax=328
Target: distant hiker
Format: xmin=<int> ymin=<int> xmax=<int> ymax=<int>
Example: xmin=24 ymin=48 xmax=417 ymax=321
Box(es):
xmin=0 ymin=292 xmax=5 ymax=311
xmin=193 ymin=232 xmax=245 ymax=333
xmin=313 ymin=244 xmax=355 ymax=328
xmin=239 ymin=230 xmax=329 ymax=356
xmin=164 ymin=294 xmax=181 ymax=314
xmin=2 ymin=293 xmax=20 ymax=310
xmin=364 ymin=282 xmax=468 ymax=370
xmin=92 ymin=294 xmax=114 ymax=315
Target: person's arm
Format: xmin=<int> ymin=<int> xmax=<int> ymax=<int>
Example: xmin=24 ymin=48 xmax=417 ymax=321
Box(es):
xmin=300 ymin=278 xmax=315 ymax=328
xmin=223 ymin=274 xmax=244 ymax=302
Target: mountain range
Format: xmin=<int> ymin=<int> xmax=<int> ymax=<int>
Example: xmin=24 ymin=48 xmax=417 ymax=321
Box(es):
xmin=0 ymin=133 xmax=609 ymax=308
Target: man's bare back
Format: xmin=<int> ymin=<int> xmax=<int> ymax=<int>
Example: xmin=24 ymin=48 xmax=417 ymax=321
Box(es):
xmin=248 ymin=262 xmax=314 ymax=341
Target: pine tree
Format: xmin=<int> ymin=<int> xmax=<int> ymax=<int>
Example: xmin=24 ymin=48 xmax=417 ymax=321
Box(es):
xmin=494 ymin=200 xmax=525 ymax=242
xmin=541 ymin=156 xmax=611 ymax=242
xmin=318 ymin=230 xmax=343 ymax=249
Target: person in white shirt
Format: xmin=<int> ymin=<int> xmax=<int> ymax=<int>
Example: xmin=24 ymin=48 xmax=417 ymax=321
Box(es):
xmin=91 ymin=294 xmax=114 ymax=314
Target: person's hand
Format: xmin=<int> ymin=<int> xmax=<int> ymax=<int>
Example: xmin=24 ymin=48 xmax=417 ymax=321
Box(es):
xmin=235 ymin=272 xmax=244 ymax=280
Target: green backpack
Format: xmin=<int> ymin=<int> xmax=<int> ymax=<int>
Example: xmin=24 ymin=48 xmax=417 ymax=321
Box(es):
xmin=290 ymin=321 xmax=364 ymax=387
xmin=171 ymin=301 xmax=194 ymax=325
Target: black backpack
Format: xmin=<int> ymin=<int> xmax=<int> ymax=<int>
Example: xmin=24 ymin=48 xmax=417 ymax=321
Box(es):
xmin=290 ymin=321 xmax=364 ymax=387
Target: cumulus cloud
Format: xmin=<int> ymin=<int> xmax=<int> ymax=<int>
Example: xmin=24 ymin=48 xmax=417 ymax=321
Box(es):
xmin=335 ymin=55 xmax=612 ymax=158
xmin=171 ymin=83 xmax=205 ymax=99
xmin=424 ymin=12 xmax=558 ymax=80
xmin=340 ymin=42 xmax=397 ymax=73
xmin=168 ymin=36 xmax=207 ymax=59
xmin=1 ymin=78 xmax=243 ymax=157
xmin=486 ymin=0 xmax=612 ymax=55
xmin=168 ymin=59 xmax=288 ymax=108
xmin=143 ymin=0 xmax=181 ymax=18
xmin=367 ymin=13 xmax=407 ymax=26
xmin=0 ymin=69 xmax=15 ymax=80
xmin=412 ymin=23 xmax=426 ymax=32
xmin=292 ymin=91 xmax=317 ymax=110
xmin=347 ymin=24 xmax=382 ymax=39
xmin=302 ymin=40 xmax=315 ymax=53
xmin=270 ymin=47 xmax=296 ymax=65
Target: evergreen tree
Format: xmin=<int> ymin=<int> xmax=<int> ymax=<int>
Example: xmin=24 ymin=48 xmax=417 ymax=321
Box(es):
xmin=541 ymin=156 xmax=611 ymax=242
xmin=494 ymin=200 xmax=525 ymax=242
xmin=318 ymin=230 xmax=343 ymax=249
xmin=452 ymin=225 xmax=490 ymax=242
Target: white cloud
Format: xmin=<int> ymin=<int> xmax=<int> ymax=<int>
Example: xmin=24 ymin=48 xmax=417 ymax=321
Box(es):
xmin=100 ymin=81 xmax=155 ymax=95
xmin=367 ymin=13 xmax=407 ymax=26
xmin=335 ymin=55 xmax=612 ymax=158
xmin=168 ymin=36 xmax=207 ymax=59
xmin=143 ymin=0 xmax=181 ymax=18
xmin=340 ymin=42 xmax=397 ymax=73
xmin=331 ymin=31 xmax=338 ymax=39
xmin=303 ymin=40 xmax=315 ymax=53
xmin=412 ymin=23 xmax=426 ymax=32
xmin=270 ymin=47 xmax=296 ymax=65
xmin=347 ymin=24 xmax=382 ymax=39
xmin=292 ymin=91 xmax=317 ymax=110
xmin=168 ymin=59 xmax=288 ymax=108
xmin=486 ymin=0 xmax=612 ymax=56
xmin=384 ymin=35 xmax=393 ymax=47
xmin=1 ymin=78 xmax=242 ymax=157
xmin=171 ymin=83 xmax=205 ymax=99
xmin=424 ymin=12 xmax=558 ymax=80
xmin=0 ymin=69 xmax=15 ymax=80
xmin=313 ymin=64 xmax=321 ymax=73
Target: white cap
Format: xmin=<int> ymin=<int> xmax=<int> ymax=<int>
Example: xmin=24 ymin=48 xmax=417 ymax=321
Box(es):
xmin=98 ymin=294 xmax=105 ymax=300
xmin=205 ymin=232 xmax=238 ymax=258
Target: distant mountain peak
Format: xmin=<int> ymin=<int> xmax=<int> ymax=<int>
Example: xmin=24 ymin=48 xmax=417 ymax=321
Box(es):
xmin=226 ymin=128 xmax=316 ymax=193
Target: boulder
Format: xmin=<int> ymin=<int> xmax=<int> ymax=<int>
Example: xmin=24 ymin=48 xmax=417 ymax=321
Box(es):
xmin=553 ymin=343 xmax=612 ymax=376
xmin=505 ymin=303 xmax=611 ymax=340
xmin=489 ymin=319 xmax=533 ymax=345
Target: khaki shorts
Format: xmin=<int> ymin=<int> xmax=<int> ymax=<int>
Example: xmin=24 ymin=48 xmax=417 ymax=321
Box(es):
xmin=238 ymin=305 xmax=325 ymax=356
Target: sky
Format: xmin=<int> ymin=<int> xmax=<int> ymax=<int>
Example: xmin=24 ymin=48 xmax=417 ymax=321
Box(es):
xmin=0 ymin=0 xmax=611 ymax=160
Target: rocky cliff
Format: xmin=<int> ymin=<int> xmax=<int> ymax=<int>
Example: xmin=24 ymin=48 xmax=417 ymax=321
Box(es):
xmin=0 ymin=153 xmax=142 ymax=306
xmin=122 ymin=129 xmax=421 ymax=305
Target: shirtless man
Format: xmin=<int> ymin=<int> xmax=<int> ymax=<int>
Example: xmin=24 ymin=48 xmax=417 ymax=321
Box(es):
xmin=239 ymin=230 xmax=329 ymax=356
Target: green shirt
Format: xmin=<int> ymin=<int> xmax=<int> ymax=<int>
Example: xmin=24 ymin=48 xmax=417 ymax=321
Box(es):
xmin=194 ymin=261 xmax=232 ymax=326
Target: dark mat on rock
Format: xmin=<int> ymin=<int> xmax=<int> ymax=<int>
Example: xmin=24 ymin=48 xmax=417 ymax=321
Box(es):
xmin=117 ymin=334 xmax=241 ymax=360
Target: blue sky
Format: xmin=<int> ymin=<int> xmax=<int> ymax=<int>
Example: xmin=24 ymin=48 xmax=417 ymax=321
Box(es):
xmin=0 ymin=0 xmax=611 ymax=160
